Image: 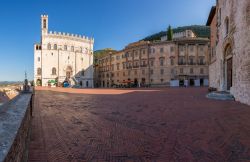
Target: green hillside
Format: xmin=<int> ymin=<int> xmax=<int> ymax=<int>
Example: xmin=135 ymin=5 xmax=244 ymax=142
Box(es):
xmin=143 ymin=25 xmax=210 ymax=41
xmin=94 ymin=48 xmax=117 ymax=64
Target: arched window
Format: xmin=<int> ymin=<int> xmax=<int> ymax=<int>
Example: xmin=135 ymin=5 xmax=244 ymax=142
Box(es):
xmin=225 ymin=17 xmax=229 ymax=36
xmin=71 ymin=46 xmax=74 ymax=52
xmin=54 ymin=44 xmax=57 ymax=50
xmin=37 ymin=68 xmax=42 ymax=75
xmin=38 ymin=57 xmax=40 ymax=62
xmin=64 ymin=45 xmax=67 ymax=51
xmin=47 ymin=43 xmax=51 ymax=50
xmin=52 ymin=67 xmax=56 ymax=75
xmin=43 ymin=19 xmax=46 ymax=29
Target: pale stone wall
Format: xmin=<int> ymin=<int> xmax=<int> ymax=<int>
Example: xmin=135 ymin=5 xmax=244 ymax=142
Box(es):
xmin=34 ymin=15 xmax=94 ymax=88
xmin=209 ymin=60 xmax=220 ymax=88
xmin=210 ymin=0 xmax=250 ymax=105
xmin=230 ymin=0 xmax=250 ymax=105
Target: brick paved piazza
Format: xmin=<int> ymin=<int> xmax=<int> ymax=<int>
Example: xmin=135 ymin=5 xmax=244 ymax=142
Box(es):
xmin=28 ymin=87 xmax=250 ymax=162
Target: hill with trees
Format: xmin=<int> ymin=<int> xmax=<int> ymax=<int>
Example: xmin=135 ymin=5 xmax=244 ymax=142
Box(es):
xmin=142 ymin=25 xmax=210 ymax=41
xmin=93 ymin=48 xmax=117 ymax=64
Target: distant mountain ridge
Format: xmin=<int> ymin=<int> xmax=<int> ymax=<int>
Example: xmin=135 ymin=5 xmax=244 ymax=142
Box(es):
xmin=0 ymin=81 xmax=22 ymax=86
xmin=142 ymin=25 xmax=210 ymax=41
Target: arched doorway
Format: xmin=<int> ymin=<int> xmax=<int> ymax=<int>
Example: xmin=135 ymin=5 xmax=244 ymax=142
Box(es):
xmin=86 ymin=81 xmax=89 ymax=87
xmin=134 ymin=78 xmax=138 ymax=87
xmin=66 ymin=66 xmax=73 ymax=79
xmin=36 ymin=79 xmax=42 ymax=86
xmin=107 ymin=81 xmax=109 ymax=88
xmin=224 ymin=45 xmax=233 ymax=90
xmin=189 ymin=79 xmax=194 ymax=86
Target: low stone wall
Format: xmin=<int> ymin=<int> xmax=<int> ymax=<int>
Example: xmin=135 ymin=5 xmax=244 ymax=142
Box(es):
xmin=0 ymin=93 xmax=32 ymax=162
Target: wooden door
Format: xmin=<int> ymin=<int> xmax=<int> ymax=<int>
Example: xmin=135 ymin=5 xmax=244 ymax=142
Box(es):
xmin=226 ymin=58 xmax=232 ymax=90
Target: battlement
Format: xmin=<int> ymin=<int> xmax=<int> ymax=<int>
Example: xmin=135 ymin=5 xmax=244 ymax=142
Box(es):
xmin=47 ymin=31 xmax=94 ymax=42
xmin=41 ymin=14 xmax=48 ymax=18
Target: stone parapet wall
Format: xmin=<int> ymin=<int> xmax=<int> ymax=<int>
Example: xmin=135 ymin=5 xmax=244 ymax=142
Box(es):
xmin=0 ymin=93 xmax=32 ymax=162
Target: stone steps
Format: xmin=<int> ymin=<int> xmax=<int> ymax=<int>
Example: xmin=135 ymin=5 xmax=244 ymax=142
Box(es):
xmin=206 ymin=91 xmax=235 ymax=101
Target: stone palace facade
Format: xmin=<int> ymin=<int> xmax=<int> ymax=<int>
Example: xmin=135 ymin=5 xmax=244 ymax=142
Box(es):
xmin=95 ymin=30 xmax=209 ymax=88
xmin=207 ymin=0 xmax=250 ymax=105
xmin=34 ymin=15 xmax=94 ymax=87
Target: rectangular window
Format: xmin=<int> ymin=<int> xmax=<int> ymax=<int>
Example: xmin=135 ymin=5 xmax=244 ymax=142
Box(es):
xmin=180 ymin=46 xmax=183 ymax=52
xmin=160 ymin=59 xmax=164 ymax=66
xmin=123 ymin=62 xmax=126 ymax=69
xmin=160 ymin=69 xmax=164 ymax=75
xmin=171 ymin=58 xmax=174 ymax=65
xmin=200 ymin=68 xmax=204 ymax=74
xmin=150 ymin=69 xmax=153 ymax=75
xmin=116 ymin=63 xmax=120 ymax=70
xmin=171 ymin=69 xmax=174 ymax=74
xmin=43 ymin=19 xmax=46 ymax=28
xmin=150 ymin=60 xmax=154 ymax=66
xmin=190 ymin=68 xmax=193 ymax=74
xmin=179 ymin=57 xmax=185 ymax=65
xmin=200 ymin=46 xmax=204 ymax=51
xmin=142 ymin=70 xmax=145 ymax=75
xmin=180 ymin=68 xmax=183 ymax=74
xmin=190 ymin=45 xmax=194 ymax=52
xmin=160 ymin=48 xmax=164 ymax=53
xmin=189 ymin=57 xmax=194 ymax=65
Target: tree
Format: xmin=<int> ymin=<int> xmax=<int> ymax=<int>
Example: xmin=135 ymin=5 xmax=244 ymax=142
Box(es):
xmin=167 ymin=25 xmax=173 ymax=41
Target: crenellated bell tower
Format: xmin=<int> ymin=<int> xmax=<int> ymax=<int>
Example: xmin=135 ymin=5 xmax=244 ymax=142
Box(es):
xmin=41 ymin=15 xmax=48 ymax=35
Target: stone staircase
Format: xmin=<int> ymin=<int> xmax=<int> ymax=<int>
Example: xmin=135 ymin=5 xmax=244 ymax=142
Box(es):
xmin=206 ymin=91 xmax=235 ymax=101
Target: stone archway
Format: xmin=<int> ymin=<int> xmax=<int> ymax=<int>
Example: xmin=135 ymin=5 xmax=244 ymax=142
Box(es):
xmin=36 ymin=79 xmax=42 ymax=86
xmin=224 ymin=45 xmax=233 ymax=91
xmin=66 ymin=66 xmax=73 ymax=79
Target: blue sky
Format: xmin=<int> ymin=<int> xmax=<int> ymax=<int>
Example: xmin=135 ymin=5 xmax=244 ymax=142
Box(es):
xmin=0 ymin=0 xmax=215 ymax=81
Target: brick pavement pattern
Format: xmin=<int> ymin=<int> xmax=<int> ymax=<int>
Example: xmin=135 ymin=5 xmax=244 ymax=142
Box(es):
xmin=28 ymin=87 xmax=250 ymax=162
